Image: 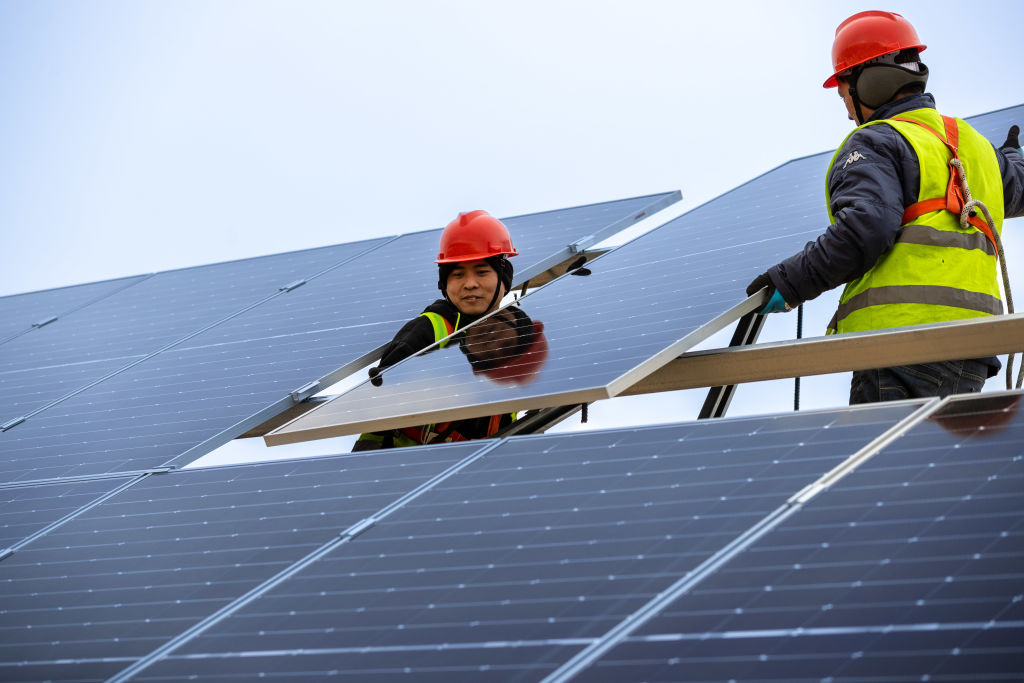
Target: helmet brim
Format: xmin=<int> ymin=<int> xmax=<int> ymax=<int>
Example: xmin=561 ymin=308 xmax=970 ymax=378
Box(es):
xmin=435 ymin=249 xmax=518 ymax=264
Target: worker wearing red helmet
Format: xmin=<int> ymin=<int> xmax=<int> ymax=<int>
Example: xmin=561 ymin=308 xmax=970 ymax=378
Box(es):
xmin=747 ymin=11 xmax=1024 ymax=403
xmin=353 ymin=210 xmax=539 ymax=450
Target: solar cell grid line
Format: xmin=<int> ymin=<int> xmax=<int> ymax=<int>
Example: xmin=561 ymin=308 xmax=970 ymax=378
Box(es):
xmin=578 ymin=390 xmax=1024 ymax=683
xmin=0 ymin=442 xmax=482 ymax=683
xmin=136 ymin=402 xmax=924 ymax=682
xmin=0 ymin=475 xmax=141 ymax=553
xmin=0 ymin=194 xmax=679 ymax=482
xmin=0 ymin=237 xmax=391 ymax=426
xmin=264 ymin=104 xmax=1024 ymax=446
xmin=0 ymin=273 xmax=150 ymax=347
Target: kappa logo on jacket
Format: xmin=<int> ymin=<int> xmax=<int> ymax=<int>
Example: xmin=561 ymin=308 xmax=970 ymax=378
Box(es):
xmin=842 ymin=150 xmax=866 ymax=169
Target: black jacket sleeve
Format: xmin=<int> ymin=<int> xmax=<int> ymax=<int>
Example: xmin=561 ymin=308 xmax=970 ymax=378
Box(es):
xmin=377 ymin=316 xmax=437 ymax=369
xmin=998 ymin=145 xmax=1024 ymax=218
xmin=377 ymin=299 xmax=467 ymax=370
xmin=768 ymin=122 xmax=912 ymax=306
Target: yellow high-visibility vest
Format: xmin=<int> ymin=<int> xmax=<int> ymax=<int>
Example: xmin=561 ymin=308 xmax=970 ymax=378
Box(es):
xmin=828 ymin=108 xmax=1004 ymax=335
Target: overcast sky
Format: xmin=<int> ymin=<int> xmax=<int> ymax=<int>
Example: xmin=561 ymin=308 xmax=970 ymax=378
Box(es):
xmin=2 ymin=1 xmax=1021 ymax=465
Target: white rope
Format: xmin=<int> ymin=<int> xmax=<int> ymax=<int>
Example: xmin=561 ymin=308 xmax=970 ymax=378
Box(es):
xmin=950 ymin=159 xmax=1021 ymax=389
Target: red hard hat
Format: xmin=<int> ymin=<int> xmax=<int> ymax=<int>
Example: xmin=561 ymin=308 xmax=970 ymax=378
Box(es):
xmin=436 ymin=210 xmax=518 ymax=264
xmin=824 ymin=11 xmax=926 ymax=88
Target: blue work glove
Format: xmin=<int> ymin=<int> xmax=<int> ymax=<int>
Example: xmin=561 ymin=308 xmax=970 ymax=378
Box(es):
xmin=746 ymin=272 xmax=792 ymax=314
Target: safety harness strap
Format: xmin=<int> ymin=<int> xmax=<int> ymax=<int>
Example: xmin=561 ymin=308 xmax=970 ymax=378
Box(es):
xmin=893 ymin=115 xmax=997 ymax=250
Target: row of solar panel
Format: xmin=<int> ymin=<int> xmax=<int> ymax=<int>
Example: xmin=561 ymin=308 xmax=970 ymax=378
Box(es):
xmin=1 ymin=391 xmax=1020 ymax=682
xmin=0 ymin=192 xmax=679 ymax=484
xmin=266 ymin=105 xmax=1024 ymax=445
xmin=2 ymin=105 xmax=1018 ymax=488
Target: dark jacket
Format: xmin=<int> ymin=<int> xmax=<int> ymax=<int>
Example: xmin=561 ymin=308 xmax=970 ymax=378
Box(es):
xmin=376 ymin=299 xmax=472 ymax=370
xmin=768 ymin=93 xmax=1024 ymax=307
xmin=355 ymin=300 xmax=533 ymax=449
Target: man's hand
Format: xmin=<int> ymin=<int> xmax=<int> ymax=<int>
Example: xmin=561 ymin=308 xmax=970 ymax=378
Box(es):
xmin=746 ymin=272 xmax=791 ymax=314
xmin=1000 ymin=125 xmax=1021 ymax=153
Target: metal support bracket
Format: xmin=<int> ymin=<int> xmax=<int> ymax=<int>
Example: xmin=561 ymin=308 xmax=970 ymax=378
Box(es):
xmin=289 ymin=381 xmax=320 ymax=404
xmin=568 ymin=235 xmax=595 ymax=254
xmin=32 ymin=315 xmax=58 ymax=328
xmin=341 ymin=517 xmax=376 ymax=539
xmin=1 ymin=416 xmax=26 ymax=432
xmin=698 ymin=310 xmax=766 ymax=419
xmin=279 ymin=279 xmax=307 ymax=292
xmin=494 ymin=404 xmax=584 ymax=437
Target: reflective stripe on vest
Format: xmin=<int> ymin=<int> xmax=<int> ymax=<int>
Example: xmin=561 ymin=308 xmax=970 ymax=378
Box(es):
xmin=419 ymin=311 xmax=459 ymax=348
xmin=827 ymin=108 xmax=1004 ymax=335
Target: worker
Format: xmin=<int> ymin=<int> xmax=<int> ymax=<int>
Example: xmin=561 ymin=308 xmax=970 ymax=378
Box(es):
xmin=352 ymin=210 xmax=538 ymax=450
xmin=746 ymin=10 xmax=1024 ymax=404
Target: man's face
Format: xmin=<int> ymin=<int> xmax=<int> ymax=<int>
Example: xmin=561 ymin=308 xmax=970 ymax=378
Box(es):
xmin=445 ymin=259 xmax=505 ymax=315
xmin=837 ymin=78 xmax=857 ymax=122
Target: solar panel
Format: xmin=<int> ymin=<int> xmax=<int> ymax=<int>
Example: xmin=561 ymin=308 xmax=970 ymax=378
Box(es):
xmin=0 ymin=274 xmax=148 ymax=346
xmin=0 ymin=443 xmax=481 ymax=682
xmin=266 ymin=157 xmax=831 ymax=443
xmin=0 ymin=194 xmax=676 ymax=481
xmin=578 ymin=391 xmax=1024 ymax=682
xmin=132 ymin=402 xmax=922 ymax=680
xmin=0 ymin=476 xmax=137 ymax=551
xmin=0 ymin=239 xmax=389 ymax=426
xmin=958 ymin=103 xmax=1024 ymax=146
xmin=266 ymin=105 xmax=1024 ymax=445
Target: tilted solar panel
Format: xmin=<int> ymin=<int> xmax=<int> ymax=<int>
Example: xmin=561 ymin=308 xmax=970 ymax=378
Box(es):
xmin=0 ymin=193 xmax=678 ymax=482
xmin=0 ymin=274 xmax=149 ymax=346
xmin=131 ymin=402 xmax=922 ymax=681
xmin=0 ymin=476 xmax=137 ymax=552
xmin=266 ymin=155 xmax=831 ymax=443
xmin=579 ymin=391 xmax=1024 ymax=682
xmin=267 ymin=105 xmax=1024 ymax=445
xmin=0 ymin=239 xmax=389 ymax=426
xmin=0 ymin=442 xmax=481 ymax=682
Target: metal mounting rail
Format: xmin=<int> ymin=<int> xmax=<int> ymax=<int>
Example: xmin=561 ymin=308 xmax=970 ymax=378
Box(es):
xmin=698 ymin=309 xmax=766 ymax=419
xmin=625 ymin=313 xmax=1024 ymax=396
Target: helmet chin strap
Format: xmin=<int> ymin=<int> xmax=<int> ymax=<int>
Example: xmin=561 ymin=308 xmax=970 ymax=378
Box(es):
xmin=485 ymin=284 xmax=502 ymax=313
xmin=848 ymin=66 xmax=868 ymax=125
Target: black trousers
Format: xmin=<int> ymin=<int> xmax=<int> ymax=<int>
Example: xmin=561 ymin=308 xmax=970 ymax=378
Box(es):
xmin=849 ymin=359 xmax=994 ymax=405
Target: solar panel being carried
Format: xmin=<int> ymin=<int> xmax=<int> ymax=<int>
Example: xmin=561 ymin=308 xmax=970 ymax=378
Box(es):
xmin=266 ymin=104 xmax=1024 ymax=446
xmin=125 ymin=401 xmax=923 ymax=681
xmin=0 ymin=193 xmax=679 ymax=483
xmin=568 ymin=391 xmax=1024 ymax=682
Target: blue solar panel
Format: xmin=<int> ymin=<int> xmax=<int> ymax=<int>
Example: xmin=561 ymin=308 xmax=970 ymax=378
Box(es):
xmin=0 ymin=194 xmax=678 ymax=482
xmin=133 ymin=403 xmax=920 ymax=680
xmin=959 ymin=103 xmax=1024 ymax=147
xmin=0 ymin=274 xmax=148 ymax=346
xmin=0 ymin=240 xmax=388 ymax=427
xmin=0 ymin=443 xmax=480 ymax=682
xmin=268 ymin=157 xmax=831 ymax=442
xmin=0 ymin=477 xmax=134 ymax=551
xmin=268 ymin=105 xmax=1024 ymax=444
xmin=578 ymin=391 xmax=1024 ymax=682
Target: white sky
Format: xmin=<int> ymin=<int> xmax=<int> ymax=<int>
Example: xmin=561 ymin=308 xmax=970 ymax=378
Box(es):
xmin=1 ymin=1 xmax=1022 ymax=466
